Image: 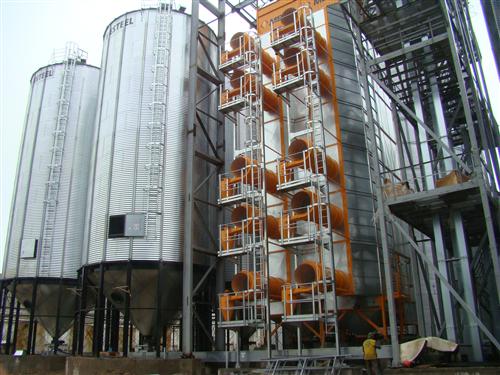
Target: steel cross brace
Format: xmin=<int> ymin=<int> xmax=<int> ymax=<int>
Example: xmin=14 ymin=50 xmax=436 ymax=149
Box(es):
xmin=340 ymin=1 xmax=471 ymax=175
xmin=388 ymin=215 xmax=500 ymax=351
xmin=367 ymin=74 xmax=471 ymax=174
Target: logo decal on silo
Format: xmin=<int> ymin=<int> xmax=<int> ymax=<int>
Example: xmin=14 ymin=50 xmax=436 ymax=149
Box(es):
xmin=106 ymin=18 xmax=134 ymax=38
xmin=32 ymin=68 xmax=54 ymax=84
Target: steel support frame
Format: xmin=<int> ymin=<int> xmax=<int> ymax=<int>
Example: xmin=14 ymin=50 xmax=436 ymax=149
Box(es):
xmin=440 ymin=0 xmax=500 ymax=305
xmin=76 ymin=267 xmax=88 ymax=355
xmin=5 ymin=279 xmax=17 ymax=354
xmin=450 ymin=210 xmax=483 ymax=360
xmin=389 ymin=217 xmax=500 ymax=351
xmin=122 ymin=263 xmax=132 ymax=356
xmin=354 ymin=27 xmax=400 ymax=365
xmin=27 ymin=278 xmax=38 ymax=354
xmin=0 ymin=282 xmax=7 ymax=352
xmin=92 ymin=264 xmax=106 ymax=356
xmin=182 ymin=0 xmax=226 ymax=355
xmin=341 ymin=0 xmax=499 ymax=363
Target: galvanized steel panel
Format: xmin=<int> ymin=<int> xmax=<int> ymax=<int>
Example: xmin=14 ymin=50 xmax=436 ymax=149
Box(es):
xmin=3 ymin=63 xmax=100 ymax=279
xmin=85 ymin=9 xmax=217 ymax=265
xmin=328 ymin=6 xmax=380 ymax=295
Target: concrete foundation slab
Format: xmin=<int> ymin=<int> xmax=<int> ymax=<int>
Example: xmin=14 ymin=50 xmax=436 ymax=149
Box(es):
xmin=0 ymin=354 xmax=66 ymax=375
xmin=65 ymin=357 xmax=206 ymax=375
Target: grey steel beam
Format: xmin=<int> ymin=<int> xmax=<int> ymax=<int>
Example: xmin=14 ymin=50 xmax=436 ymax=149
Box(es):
xmin=198 ymin=35 xmax=223 ymax=81
xmin=195 ymin=150 xmax=224 ymax=166
xmin=198 ymin=67 xmax=223 ymax=85
xmin=354 ymin=25 xmax=400 ymax=367
xmin=389 ymin=216 xmax=500 ymax=351
xmin=234 ymin=0 xmax=255 ymax=10
xmin=196 ymin=112 xmax=220 ymax=158
xmin=450 ymin=210 xmax=483 ymax=361
xmin=433 ymin=216 xmax=457 ymax=342
xmin=415 ymin=252 xmax=442 ymax=335
xmin=182 ymin=0 xmax=200 ymax=356
xmin=194 ymin=309 xmax=216 ymax=348
xmin=194 ymin=169 xmax=217 ymax=195
xmin=390 ymin=102 xmax=426 ymax=336
xmin=225 ymin=1 xmax=256 ymax=28
xmin=368 ymin=34 xmax=448 ymax=66
xmin=200 ymin=0 xmax=223 ymax=17
xmin=193 ymin=262 xmax=216 ymax=296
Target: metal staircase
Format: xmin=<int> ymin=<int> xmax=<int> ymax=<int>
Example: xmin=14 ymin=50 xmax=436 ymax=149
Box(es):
xmin=144 ymin=0 xmax=174 ymax=238
xmin=39 ymin=44 xmax=79 ymax=276
xmin=265 ymin=354 xmax=348 ymax=375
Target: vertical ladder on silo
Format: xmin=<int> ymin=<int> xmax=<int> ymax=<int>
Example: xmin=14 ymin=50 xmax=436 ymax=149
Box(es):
xmin=144 ymin=0 xmax=174 ymax=239
xmin=39 ymin=45 xmax=78 ymax=276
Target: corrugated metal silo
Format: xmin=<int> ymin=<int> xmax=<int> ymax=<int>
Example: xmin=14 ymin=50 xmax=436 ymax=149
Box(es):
xmin=2 ymin=44 xmax=100 ymax=344
xmin=83 ymin=7 xmax=218 ymax=344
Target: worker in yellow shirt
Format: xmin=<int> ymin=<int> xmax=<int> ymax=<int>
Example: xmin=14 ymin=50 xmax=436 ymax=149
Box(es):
xmin=363 ymin=332 xmax=382 ymax=375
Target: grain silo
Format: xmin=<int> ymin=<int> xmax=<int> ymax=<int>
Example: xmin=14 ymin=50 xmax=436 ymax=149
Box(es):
xmin=79 ymin=5 xmax=218 ymax=354
xmin=1 ymin=44 xmax=99 ymax=353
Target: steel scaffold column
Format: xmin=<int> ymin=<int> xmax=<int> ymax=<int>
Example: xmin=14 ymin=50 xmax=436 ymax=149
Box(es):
xmin=215 ymin=0 xmax=226 ymax=352
xmin=353 ymin=25 xmax=400 ymax=367
xmin=182 ymin=0 xmax=200 ymax=355
xmin=183 ymin=0 xmax=226 ymax=354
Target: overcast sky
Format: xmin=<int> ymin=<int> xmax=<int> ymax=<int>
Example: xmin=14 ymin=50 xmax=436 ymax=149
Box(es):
xmin=0 ymin=0 xmax=498 ymax=268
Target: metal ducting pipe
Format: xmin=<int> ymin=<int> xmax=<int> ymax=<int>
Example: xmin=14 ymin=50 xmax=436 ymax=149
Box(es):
xmin=279 ymin=8 xmax=327 ymax=58
xmin=220 ymin=32 xmax=254 ymax=67
xmin=229 ymin=31 xmax=254 ymax=50
xmin=276 ymin=48 xmax=331 ymax=96
xmin=229 ymin=32 xmax=276 ymax=77
xmin=281 ymin=7 xmax=307 ymax=29
xmin=219 ymin=294 xmax=234 ymax=322
xmin=220 ymin=203 xmax=282 ymax=251
xmin=230 ymin=204 xmax=281 ymax=239
xmin=294 ymin=260 xmax=350 ymax=293
xmin=219 ymin=271 xmax=285 ymax=321
xmin=231 ymin=271 xmax=284 ymax=300
xmin=229 ymin=69 xmax=280 ymax=114
xmin=288 ymin=137 xmax=340 ymax=182
xmin=231 ymin=155 xmax=278 ymax=194
xmin=290 ymin=189 xmax=343 ymax=230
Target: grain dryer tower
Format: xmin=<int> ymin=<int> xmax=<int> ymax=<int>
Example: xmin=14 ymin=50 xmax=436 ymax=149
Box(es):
xmin=1 ymin=43 xmax=99 ymax=354
xmin=77 ymin=3 xmax=220 ymax=355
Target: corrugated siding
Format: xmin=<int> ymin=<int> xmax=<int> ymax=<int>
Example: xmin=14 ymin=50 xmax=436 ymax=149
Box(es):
xmin=328 ymin=5 xmax=380 ymax=295
xmin=87 ymin=9 xmax=217 ymax=265
xmin=3 ymin=63 xmax=99 ymax=279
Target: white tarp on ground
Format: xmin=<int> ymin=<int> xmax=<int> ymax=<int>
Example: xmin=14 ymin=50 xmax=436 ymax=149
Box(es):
xmin=400 ymin=336 xmax=458 ymax=363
